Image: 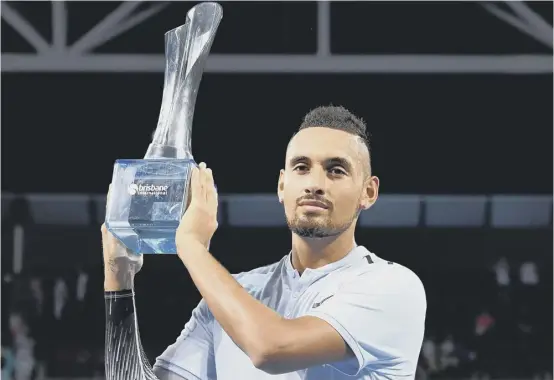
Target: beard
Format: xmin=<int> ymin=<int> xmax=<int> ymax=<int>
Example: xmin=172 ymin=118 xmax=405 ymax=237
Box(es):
xmin=286 ymin=210 xmax=359 ymax=238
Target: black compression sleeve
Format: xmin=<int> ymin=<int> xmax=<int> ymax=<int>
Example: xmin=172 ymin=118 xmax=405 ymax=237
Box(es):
xmin=105 ymin=290 xmax=159 ymax=380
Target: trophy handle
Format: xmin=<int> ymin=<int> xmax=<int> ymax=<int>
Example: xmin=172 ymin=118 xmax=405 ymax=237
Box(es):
xmin=145 ymin=2 xmax=223 ymax=159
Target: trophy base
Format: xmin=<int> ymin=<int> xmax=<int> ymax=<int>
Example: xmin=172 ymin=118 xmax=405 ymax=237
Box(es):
xmin=105 ymin=158 xmax=196 ymax=254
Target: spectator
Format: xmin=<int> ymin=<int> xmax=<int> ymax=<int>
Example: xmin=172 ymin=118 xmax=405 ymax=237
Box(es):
xmin=439 ymin=334 xmax=459 ymax=374
xmin=9 ymin=313 xmax=36 ymax=380
xmin=52 ymin=278 xmax=68 ymax=321
xmin=421 ymin=336 xmax=439 ymax=375
xmin=2 ymin=345 xmax=15 ymax=380
xmin=520 ymin=261 xmax=539 ymax=286
xmin=475 ymin=310 xmax=495 ymax=337
xmin=493 ymin=257 xmax=510 ymax=288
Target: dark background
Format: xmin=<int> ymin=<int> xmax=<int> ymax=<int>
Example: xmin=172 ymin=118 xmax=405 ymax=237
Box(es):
xmin=1 ymin=1 xmax=552 ymax=379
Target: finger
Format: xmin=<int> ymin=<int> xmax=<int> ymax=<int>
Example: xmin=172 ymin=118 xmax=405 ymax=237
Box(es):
xmin=205 ymin=168 xmax=218 ymax=211
xmin=103 ymin=184 xmax=112 ymax=235
xmin=101 ymin=223 xmax=109 ymax=252
xmin=199 ymin=162 xmax=208 ymax=202
xmin=190 ymin=166 xmax=202 ymax=204
xmin=106 ymin=184 xmax=112 ymax=211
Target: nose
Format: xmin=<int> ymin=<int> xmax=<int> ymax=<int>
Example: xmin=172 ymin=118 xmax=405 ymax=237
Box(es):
xmin=303 ymin=171 xmax=326 ymax=196
xmin=304 ymin=186 xmax=324 ymax=196
xmin=303 ymin=186 xmax=324 ymax=197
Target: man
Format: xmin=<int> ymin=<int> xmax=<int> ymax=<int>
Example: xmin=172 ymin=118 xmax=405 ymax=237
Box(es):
xmin=102 ymin=106 xmax=427 ymax=380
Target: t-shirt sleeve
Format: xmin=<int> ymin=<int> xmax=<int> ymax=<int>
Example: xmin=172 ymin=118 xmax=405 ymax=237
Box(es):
xmin=305 ymin=268 xmax=426 ymax=377
xmin=154 ymin=299 xmax=216 ymax=380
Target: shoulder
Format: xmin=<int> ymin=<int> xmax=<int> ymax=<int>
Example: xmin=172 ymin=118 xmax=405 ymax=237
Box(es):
xmin=377 ymin=258 xmax=425 ymax=297
xmin=343 ymin=251 xmax=426 ymax=307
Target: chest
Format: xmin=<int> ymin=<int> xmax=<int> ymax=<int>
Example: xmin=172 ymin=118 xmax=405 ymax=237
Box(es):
xmin=211 ymin=272 xmax=351 ymax=379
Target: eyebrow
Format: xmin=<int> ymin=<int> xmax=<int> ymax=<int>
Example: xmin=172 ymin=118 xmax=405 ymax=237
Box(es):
xmin=325 ymin=157 xmax=353 ymax=172
xmin=288 ymin=155 xmax=353 ymax=172
xmin=289 ymin=156 xmax=310 ymax=167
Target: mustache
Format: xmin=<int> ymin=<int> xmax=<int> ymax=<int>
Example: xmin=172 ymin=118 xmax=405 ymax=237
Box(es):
xmin=296 ymin=195 xmax=332 ymax=208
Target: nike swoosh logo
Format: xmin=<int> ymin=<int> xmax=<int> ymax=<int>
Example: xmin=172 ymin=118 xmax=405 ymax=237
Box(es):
xmin=312 ymin=295 xmax=334 ymax=309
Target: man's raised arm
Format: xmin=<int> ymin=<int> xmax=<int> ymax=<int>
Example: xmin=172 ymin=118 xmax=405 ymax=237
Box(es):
xmin=102 ymin=222 xmax=165 ymax=380
xmin=102 ymin=223 xmax=214 ymax=380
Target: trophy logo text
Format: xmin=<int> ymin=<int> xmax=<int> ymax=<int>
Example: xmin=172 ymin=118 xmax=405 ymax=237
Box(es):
xmin=128 ymin=183 xmax=169 ymax=196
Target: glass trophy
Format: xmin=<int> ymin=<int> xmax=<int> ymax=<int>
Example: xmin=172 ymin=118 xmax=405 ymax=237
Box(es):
xmin=105 ymin=2 xmax=223 ymax=254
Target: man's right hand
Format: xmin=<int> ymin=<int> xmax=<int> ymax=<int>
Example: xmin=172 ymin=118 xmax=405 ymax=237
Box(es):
xmin=101 ymin=185 xmax=143 ymax=291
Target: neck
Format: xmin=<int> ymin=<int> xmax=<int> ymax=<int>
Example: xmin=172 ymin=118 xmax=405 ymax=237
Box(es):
xmin=290 ymin=224 xmax=357 ymax=274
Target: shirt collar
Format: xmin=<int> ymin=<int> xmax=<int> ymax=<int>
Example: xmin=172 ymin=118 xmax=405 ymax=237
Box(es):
xmin=285 ymin=245 xmax=372 ymax=277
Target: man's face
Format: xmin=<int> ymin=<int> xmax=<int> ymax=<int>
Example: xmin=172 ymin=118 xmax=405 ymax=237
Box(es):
xmin=278 ymin=127 xmax=379 ymax=238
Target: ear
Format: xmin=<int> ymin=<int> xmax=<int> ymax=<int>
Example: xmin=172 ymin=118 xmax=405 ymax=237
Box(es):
xmin=277 ymin=169 xmax=285 ymax=203
xmin=360 ymin=176 xmax=379 ymax=211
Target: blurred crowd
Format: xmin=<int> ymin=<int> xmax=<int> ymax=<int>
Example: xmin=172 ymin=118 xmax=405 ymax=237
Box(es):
xmin=1 ymin=255 xmax=552 ymax=380
xmin=416 ymin=257 xmax=551 ymax=380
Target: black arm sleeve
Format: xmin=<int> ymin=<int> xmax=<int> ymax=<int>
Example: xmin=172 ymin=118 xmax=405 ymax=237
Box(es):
xmin=105 ymin=289 xmax=159 ymax=380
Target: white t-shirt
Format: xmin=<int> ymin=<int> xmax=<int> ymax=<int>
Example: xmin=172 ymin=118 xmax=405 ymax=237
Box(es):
xmin=155 ymin=246 xmax=427 ymax=380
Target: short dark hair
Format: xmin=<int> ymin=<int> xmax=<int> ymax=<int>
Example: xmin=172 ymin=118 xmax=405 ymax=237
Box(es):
xmin=298 ymin=105 xmax=371 ymax=157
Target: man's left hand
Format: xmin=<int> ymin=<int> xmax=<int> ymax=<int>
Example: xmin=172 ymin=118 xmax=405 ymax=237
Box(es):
xmin=176 ymin=162 xmax=219 ymax=255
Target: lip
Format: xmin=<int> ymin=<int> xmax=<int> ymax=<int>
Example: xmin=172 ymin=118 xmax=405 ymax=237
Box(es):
xmin=298 ymin=200 xmax=329 ymax=209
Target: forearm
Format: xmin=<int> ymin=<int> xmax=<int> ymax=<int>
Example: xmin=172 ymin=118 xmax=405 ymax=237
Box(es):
xmin=105 ymin=289 xmax=159 ymax=380
xmin=179 ymin=241 xmax=284 ymax=361
xmin=104 ymin=260 xmax=135 ymax=291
